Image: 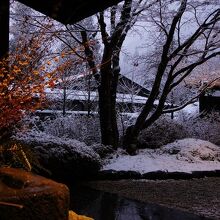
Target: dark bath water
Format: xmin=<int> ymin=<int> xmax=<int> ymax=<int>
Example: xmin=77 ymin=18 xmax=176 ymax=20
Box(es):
xmin=69 ymin=185 xmax=210 ymax=220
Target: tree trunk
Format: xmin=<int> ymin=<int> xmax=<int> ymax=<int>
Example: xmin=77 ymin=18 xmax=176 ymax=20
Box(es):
xmin=98 ymin=46 xmax=119 ymax=148
xmin=123 ymin=74 xmax=174 ymax=154
xmin=123 ymin=113 xmax=162 ymax=155
xmin=98 ymin=81 xmax=119 ymax=148
xmin=62 ymin=87 xmax=66 ymax=116
xmin=122 ymin=1 xmax=188 ymax=154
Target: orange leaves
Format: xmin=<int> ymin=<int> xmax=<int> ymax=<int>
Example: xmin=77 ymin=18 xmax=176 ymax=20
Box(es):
xmin=32 ymin=70 xmax=40 ymax=75
xmin=0 ymin=55 xmax=68 ymax=131
xmin=0 ymin=31 xmax=72 ymax=132
xmin=61 ymin=52 xmax=65 ymax=58
xmin=45 ymin=72 xmax=52 ymax=78
xmin=18 ymin=61 xmax=29 ymax=66
xmin=47 ymin=80 xmax=55 ymax=88
xmin=54 ymin=57 xmax=59 ymax=62
xmin=46 ymin=61 xmax=52 ymax=66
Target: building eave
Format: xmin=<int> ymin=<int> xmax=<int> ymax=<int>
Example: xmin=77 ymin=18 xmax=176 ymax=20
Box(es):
xmin=18 ymin=0 xmax=123 ymax=24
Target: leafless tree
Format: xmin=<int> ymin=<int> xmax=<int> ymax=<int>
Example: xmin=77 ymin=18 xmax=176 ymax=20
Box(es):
xmin=96 ymin=0 xmax=157 ymax=148
xmin=123 ymin=0 xmax=220 ymax=154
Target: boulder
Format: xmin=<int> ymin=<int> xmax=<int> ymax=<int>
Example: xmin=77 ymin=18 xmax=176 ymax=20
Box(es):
xmin=160 ymin=138 xmax=220 ymax=162
xmin=96 ymin=170 xmax=142 ymax=180
xmin=91 ymin=144 xmax=114 ymax=158
xmin=69 ymin=210 xmax=94 ymax=220
xmin=0 ymin=167 xmax=69 ymax=220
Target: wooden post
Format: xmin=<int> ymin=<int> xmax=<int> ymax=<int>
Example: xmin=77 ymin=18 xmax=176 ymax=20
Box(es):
xmin=0 ymin=0 xmax=9 ymax=60
xmin=63 ymin=86 xmax=66 ymax=116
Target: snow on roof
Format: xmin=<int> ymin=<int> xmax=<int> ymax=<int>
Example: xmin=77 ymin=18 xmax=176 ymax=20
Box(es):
xmin=61 ymin=72 xmax=149 ymax=91
xmin=36 ymin=110 xmax=140 ymax=118
xmin=61 ymin=73 xmax=90 ymax=82
xmin=186 ymin=70 xmax=220 ymax=87
xmin=103 ymin=139 xmax=220 ymax=174
xmin=45 ymin=88 xmax=149 ymax=104
xmin=35 ymin=110 xmax=98 ymax=115
xmin=200 ymin=78 xmax=220 ymax=93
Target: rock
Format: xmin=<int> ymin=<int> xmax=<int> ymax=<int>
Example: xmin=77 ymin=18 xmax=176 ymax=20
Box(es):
xmin=96 ymin=170 xmax=142 ymax=180
xmin=0 ymin=167 xmax=70 ymax=220
xmin=68 ymin=210 xmax=94 ymax=220
xmin=160 ymin=138 xmax=220 ymax=162
xmin=16 ymin=132 xmax=102 ymax=180
xmin=142 ymin=171 xmax=168 ymax=180
xmin=91 ymin=144 xmax=114 ymax=158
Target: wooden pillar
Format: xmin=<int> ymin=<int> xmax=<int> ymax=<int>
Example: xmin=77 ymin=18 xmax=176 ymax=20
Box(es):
xmin=0 ymin=0 xmax=9 ymax=60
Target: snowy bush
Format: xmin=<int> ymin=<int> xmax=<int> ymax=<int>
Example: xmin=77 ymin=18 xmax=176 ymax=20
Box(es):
xmin=178 ymin=112 xmax=220 ymax=146
xmin=20 ymin=114 xmax=101 ymax=146
xmin=22 ymin=113 xmax=139 ymax=145
xmin=15 ymin=131 xmax=101 ymax=179
xmin=16 ymin=131 xmax=99 ymax=159
xmin=137 ymin=110 xmax=220 ymax=149
xmin=43 ymin=114 xmax=101 ymax=145
xmin=138 ymin=116 xmax=189 ymax=149
xmin=160 ymin=138 xmax=220 ymax=162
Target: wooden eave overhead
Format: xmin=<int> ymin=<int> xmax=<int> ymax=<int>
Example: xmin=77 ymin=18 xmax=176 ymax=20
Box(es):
xmin=18 ymin=0 xmax=123 ymax=24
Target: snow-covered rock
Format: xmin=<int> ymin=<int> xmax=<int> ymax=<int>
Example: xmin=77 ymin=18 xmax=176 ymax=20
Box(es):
xmin=91 ymin=144 xmax=114 ymax=159
xmin=160 ymin=138 xmax=220 ymax=162
xmin=16 ymin=131 xmax=101 ymax=179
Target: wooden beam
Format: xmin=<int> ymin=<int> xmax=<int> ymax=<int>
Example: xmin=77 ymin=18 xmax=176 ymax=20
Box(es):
xmin=18 ymin=0 xmax=122 ymax=24
xmin=0 ymin=0 xmax=9 ymax=59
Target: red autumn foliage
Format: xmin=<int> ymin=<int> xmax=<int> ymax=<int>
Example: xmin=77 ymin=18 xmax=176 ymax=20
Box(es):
xmin=0 ymin=36 xmax=70 ymax=136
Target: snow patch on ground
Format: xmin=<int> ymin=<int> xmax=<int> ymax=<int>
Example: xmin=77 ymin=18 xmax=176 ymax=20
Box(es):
xmin=173 ymin=102 xmax=199 ymax=120
xmin=103 ymin=139 xmax=220 ymax=174
xmin=179 ymin=102 xmax=199 ymax=117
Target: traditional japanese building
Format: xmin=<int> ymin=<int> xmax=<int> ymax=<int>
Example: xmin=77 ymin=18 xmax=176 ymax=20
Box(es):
xmin=199 ymin=79 xmax=220 ymax=113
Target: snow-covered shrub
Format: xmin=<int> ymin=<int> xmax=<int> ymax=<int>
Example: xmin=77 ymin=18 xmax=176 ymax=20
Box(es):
xmin=178 ymin=111 xmax=220 ymax=146
xmin=18 ymin=115 xmax=44 ymax=132
xmin=15 ymin=131 xmax=101 ymax=179
xmin=160 ymin=138 xmax=220 ymax=162
xmin=44 ymin=114 xmax=101 ymax=145
xmin=16 ymin=130 xmax=99 ymax=158
xmin=21 ymin=114 xmax=101 ymax=145
xmin=138 ymin=116 xmax=189 ymax=149
xmin=137 ymin=109 xmax=220 ymax=149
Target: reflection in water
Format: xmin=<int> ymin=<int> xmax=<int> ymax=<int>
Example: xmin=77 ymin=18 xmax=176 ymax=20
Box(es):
xmin=70 ymin=185 xmax=209 ymax=220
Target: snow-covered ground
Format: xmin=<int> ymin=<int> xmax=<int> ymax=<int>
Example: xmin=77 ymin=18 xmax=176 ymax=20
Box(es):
xmin=178 ymin=102 xmax=199 ymax=117
xmin=169 ymin=102 xmax=200 ymax=120
xmin=103 ymin=139 xmax=220 ymax=174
